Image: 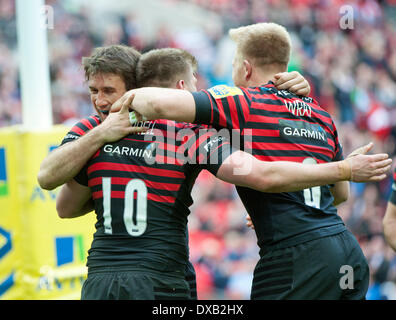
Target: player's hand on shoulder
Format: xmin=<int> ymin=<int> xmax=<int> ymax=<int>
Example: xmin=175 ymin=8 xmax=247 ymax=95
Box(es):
xmin=274 ymin=71 xmax=310 ymax=96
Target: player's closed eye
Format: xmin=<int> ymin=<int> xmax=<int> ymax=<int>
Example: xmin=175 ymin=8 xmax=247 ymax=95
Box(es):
xmin=103 ymin=88 xmax=116 ymax=95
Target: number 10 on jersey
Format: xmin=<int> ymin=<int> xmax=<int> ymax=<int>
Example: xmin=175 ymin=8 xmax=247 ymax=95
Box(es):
xmin=102 ymin=177 xmax=148 ymax=236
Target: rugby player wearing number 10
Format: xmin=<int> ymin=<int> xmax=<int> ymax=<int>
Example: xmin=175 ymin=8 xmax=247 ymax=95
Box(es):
xmin=55 ymin=46 xmax=332 ymax=300
xmin=121 ymin=23 xmax=392 ymax=299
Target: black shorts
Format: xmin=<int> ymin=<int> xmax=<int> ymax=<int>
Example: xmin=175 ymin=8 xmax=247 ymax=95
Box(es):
xmin=251 ymin=230 xmax=369 ymax=300
xmin=185 ymin=261 xmax=197 ymax=300
xmin=81 ymin=267 xmax=190 ymax=300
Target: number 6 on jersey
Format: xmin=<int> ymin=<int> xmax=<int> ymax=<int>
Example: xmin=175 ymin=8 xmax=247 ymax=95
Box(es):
xmin=302 ymin=158 xmax=321 ymax=209
xmin=102 ymin=177 xmax=148 ymax=236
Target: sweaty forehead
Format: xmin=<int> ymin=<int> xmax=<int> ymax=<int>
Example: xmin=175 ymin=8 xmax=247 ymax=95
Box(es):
xmin=88 ymin=73 xmax=126 ymax=90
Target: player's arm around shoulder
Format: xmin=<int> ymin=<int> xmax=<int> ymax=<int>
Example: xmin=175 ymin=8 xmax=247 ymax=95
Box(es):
xmin=118 ymin=71 xmax=310 ymax=124
xmin=37 ymin=126 xmax=107 ymax=190
xmin=215 ymin=150 xmax=340 ymax=193
xmin=38 ymin=110 xmax=144 ymax=190
xmin=115 ymin=88 xmax=196 ymax=123
xmin=215 ymin=144 xmax=391 ymax=193
xmin=56 ymin=178 xmax=93 ymax=219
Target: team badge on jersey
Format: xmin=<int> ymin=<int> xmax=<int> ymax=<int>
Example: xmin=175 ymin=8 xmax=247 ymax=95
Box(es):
xmin=208 ymin=85 xmax=243 ymax=99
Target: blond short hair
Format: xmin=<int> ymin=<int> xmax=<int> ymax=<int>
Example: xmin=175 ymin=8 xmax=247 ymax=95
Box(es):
xmin=229 ymin=23 xmax=291 ymax=69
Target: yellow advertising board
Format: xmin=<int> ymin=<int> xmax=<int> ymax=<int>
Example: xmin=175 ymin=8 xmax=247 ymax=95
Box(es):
xmin=0 ymin=125 xmax=96 ymax=300
xmin=0 ymin=128 xmax=22 ymax=299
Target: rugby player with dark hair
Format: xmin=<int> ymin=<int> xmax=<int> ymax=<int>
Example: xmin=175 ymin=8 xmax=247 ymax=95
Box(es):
xmin=38 ymin=45 xmax=143 ymax=191
xmin=119 ymin=23 xmax=392 ymax=299
xmin=48 ymin=45 xmax=333 ymax=300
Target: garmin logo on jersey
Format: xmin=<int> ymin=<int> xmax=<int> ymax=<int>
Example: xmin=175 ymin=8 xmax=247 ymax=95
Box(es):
xmin=283 ymin=126 xmax=326 ymax=141
xmin=103 ymin=144 xmax=153 ymax=158
xmin=285 ymin=100 xmax=312 ymax=118
xmin=279 ymin=119 xmax=327 ymax=142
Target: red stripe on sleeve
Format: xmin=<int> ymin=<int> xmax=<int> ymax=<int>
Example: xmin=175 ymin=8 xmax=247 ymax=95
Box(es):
xmin=80 ymin=118 xmax=94 ymax=130
xmin=227 ymin=95 xmax=239 ymax=129
xmin=217 ymin=98 xmax=227 ymax=128
xmin=70 ymin=125 xmax=85 ymax=136
xmin=92 ymin=116 xmax=101 ymax=125
xmin=239 ymin=88 xmax=252 ymax=124
xmin=202 ymin=90 xmax=215 ymax=124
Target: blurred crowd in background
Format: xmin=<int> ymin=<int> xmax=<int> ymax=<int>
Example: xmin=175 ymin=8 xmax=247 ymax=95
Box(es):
xmin=1 ymin=0 xmax=396 ymax=299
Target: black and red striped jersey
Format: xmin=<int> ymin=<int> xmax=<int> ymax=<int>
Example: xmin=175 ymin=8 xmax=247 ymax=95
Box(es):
xmin=192 ymin=82 xmax=346 ymax=252
xmin=60 ymin=116 xmax=234 ymax=273
xmin=61 ymin=115 xmax=101 ymax=143
xmin=390 ymin=168 xmax=396 ymax=205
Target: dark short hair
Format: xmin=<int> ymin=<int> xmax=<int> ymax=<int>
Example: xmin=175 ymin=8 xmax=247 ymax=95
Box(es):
xmin=136 ymin=48 xmax=197 ymax=88
xmin=82 ymin=45 xmax=141 ymax=90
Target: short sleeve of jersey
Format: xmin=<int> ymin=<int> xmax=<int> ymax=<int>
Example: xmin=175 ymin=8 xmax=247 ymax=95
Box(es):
xmin=192 ymin=85 xmax=251 ymax=130
xmin=59 ymin=116 xmax=100 ymax=185
xmin=60 ymin=116 xmax=101 ymax=146
xmin=180 ymin=127 xmax=237 ymax=176
xmin=390 ymin=168 xmax=396 ymax=205
xmin=73 ymin=164 xmax=89 ymax=186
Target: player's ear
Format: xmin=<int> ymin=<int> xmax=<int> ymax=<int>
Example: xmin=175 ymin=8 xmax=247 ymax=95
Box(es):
xmin=176 ymin=80 xmax=185 ymax=90
xmin=243 ymin=60 xmax=252 ymax=81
